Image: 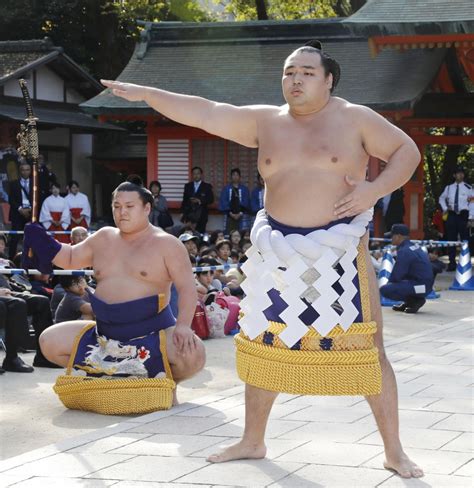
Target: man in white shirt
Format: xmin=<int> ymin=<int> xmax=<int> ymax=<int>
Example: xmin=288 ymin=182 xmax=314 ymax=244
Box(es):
xmin=438 ymin=166 xmax=473 ymax=271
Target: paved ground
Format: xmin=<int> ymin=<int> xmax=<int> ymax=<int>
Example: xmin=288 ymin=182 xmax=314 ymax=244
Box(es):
xmin=0 ymin=272 xmax=472 ymax=487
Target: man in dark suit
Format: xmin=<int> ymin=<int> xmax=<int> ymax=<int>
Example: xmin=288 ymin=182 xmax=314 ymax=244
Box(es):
xmin=8 ymin=161 xmax=33 ymax=259
xmin=0 ymin=273 xmax=58 ymax=371
xmin=38 ymin=154 xmax=57 ymax=207
xmin=181 ymin=166 xmax=214 ymax=234
xmin=377 ymin=188 xmax=405 ymax=233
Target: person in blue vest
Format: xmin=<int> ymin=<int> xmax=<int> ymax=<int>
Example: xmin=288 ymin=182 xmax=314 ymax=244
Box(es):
xmin=380 ymin=224 xmax=434 ymax=314
xmin=250 ymin=172 xmax=265 ymax=215
xmin=439 ymin=166 xmax=473 ymax=271
xmin=219 ymin=168 xmax=250 ymax=234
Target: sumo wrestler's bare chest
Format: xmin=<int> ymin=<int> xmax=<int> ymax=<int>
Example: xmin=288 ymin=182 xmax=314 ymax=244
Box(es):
xmin=258 ymin=114 xmax=365 ymax=177
xmin=93 ymin=238 xmax=166 ymax=283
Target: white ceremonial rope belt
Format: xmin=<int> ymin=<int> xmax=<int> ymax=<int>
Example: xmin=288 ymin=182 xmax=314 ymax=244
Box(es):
xmin=239 ymin=208 xmax=373 ymax=347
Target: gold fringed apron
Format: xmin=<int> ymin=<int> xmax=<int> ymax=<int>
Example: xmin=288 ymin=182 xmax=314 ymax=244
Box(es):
xmin=235 ymin=211 xmax=382 ymax=396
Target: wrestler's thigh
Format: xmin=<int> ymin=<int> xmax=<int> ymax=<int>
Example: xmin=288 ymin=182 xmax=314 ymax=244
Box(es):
xmin=39 ymin=320 xmax=92 ymax=356
xmin=361 ymin=234 xmax=385 ymax=352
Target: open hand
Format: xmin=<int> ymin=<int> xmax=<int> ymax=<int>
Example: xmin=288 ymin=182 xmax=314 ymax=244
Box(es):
xmin=334 ymin=176 xmax=380 ymax=219
xmin=173 ymin=325 xmax=198 ymax=356
xmin=101 ymin=80 xmax=146 ymax=102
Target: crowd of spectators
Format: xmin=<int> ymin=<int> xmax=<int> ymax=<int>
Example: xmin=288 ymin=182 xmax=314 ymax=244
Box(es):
xmin=173 ymin=228 xmax=249 ymax=339
xmin=145 ymin=166 xmax=264 ymax=237
xmin=0 ymin=149 xmax=94 ymax=374
xmin=0 ymin=222 xmax=95 ymax=374
xmin=0 ymin=147 xmax=91 ymax=257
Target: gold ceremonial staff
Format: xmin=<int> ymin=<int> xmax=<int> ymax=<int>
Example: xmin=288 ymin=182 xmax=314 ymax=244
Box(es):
xmin=16 ymin=79 xmax=40 ymax=224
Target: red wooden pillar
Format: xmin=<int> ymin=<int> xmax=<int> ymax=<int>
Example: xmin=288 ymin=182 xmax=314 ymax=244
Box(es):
xmin=367 ymin=156 xmax=384 ymax=236
xmin=146 ymin=122 xmax=158 ymax=185
xmin=403 ymin=141 xmax=425 ymax=239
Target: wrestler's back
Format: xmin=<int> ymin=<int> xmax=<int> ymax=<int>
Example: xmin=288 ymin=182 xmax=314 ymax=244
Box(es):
xmin=90 ymin=227 xmax=173 ymax=304
xmin=258 ymin=97 xmax=369 ymax=227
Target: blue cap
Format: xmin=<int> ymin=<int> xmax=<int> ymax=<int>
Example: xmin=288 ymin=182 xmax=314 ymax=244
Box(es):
xmin=385 ymin=224 xmax=409 ymax=237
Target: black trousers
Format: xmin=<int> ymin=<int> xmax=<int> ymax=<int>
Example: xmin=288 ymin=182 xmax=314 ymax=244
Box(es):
xmin=0 ymin=292 xmax=53 ymax=356
xmin=0 ymin=296 xmax=29 ymax=357
xmin=446 ymin=210 xmax=469 ymax=265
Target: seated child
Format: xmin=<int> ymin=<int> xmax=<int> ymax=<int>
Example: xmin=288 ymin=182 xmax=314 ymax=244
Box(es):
xmin=55 ymin=275 xmax=94 ymax=323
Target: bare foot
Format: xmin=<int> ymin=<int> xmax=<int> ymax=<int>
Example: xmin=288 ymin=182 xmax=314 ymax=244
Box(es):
xmin=384 ymin=452 xmax=424 ymax=478
xmin=206 ymin=440 xmax=267 ymax=463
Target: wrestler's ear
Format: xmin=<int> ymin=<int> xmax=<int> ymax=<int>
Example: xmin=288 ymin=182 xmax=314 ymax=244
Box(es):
xmin=326 ymin=72 xmax=333 ymax=90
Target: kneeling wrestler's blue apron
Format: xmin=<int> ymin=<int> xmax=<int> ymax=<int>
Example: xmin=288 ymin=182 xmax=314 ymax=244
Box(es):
xmin=53 ymin=292 xmax=177 ymax=415
xmin=72 ymin=292 xmax=175 ymax=378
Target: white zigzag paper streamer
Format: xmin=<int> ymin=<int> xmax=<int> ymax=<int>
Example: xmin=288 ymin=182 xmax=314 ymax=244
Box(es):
xmin=310 ymin=249 xmax=341 ymax=337
xmin=239 ymin=209 xmax=373 ymax=346
xmin=337 ymin=245 xmax=359 ymax=330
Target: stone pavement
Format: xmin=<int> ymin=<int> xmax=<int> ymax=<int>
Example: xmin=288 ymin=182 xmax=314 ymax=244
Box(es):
xmin=1 ymin=311 xmax=472 ymax=487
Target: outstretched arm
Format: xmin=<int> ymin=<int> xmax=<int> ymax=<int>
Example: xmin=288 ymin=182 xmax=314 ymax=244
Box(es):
xmin=101 ymin=80 xmax=263 ymax=148
xmin=23 ymin=223 xmax=97 ymax=273
xmin=53 ymin=236 xmax=94 ymax=270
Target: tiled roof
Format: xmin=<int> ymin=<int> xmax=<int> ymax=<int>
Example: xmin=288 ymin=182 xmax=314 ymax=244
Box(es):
xmin=0 ymin=39 xmax=59 ymax=80
xmin=346 ymin=0 xmax=474 ymax=35
xmin=0 ymin=38 xmax=102 ymax=95
xmin=82 ymin=20 xmax=445 ymax=114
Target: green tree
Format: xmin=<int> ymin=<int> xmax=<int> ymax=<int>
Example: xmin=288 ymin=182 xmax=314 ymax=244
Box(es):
xmin=218 ymin=0 xmax=366 ymax=20
xmin=220 ymin=0 xmax=335 ymax=20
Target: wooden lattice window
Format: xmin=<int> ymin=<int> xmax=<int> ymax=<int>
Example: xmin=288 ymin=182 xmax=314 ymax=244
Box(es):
xmin=227 ymin=141 xmax=259 ymax=192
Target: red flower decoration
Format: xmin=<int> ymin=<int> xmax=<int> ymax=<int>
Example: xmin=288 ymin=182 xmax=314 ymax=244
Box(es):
xmin=138 ymin=346 xmax=150 ymax=360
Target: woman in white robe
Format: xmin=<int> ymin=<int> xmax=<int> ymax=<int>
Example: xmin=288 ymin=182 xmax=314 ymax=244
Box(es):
xmin=39 ymin=182 xmax=70 ymax=243
xmin=65 ymin=180 xmax=91 ymax=230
